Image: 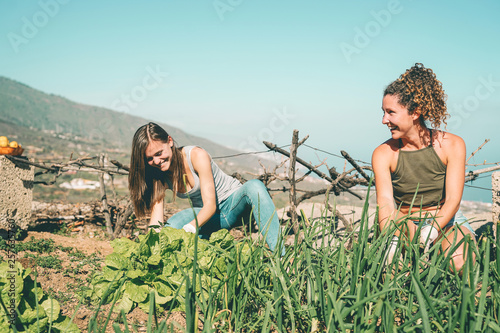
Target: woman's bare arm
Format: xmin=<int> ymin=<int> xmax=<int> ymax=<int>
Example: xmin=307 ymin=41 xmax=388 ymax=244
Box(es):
xmin=149 ymin=198 xmax=164 ymax=227
xmin=184 ymin=147 xmax=217 ymax=229
xmin=372 ymin=143 xmax=398 ymax=231
xmin=433 ymin=133 xmax=466 ymax=229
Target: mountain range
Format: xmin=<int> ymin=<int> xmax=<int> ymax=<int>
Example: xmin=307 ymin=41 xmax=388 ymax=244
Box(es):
xmin=1 ymin=76 xmax=493 ymax=210
xmin=0 ymin=76 xmax=254 ymax=168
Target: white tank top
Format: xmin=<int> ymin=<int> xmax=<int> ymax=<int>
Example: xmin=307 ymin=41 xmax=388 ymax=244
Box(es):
xmin=165 ymin=146 xmax=242 ymax=207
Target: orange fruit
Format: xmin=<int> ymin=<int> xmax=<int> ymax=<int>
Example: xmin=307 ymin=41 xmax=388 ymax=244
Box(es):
xmin=9 ymin=141 xmax=18 ymax=148
xmin=0 ymin=136 xmax=8 ymax=148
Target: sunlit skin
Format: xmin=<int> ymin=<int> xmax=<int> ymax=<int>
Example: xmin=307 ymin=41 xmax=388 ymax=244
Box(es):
xmin=145 ymin=139 xmax=217 ymax=231
xmin=373 ymin=94 xmax=475 ymax=272
xmin=145 ymin=138 xmax=174 ymax=172
xmin=382 ymin=94 xmax=423 ymax=146
xmin=377 ymin=95 xmax=437 ymax=222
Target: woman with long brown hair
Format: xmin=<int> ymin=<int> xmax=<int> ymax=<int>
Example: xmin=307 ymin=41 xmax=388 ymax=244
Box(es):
xmin=372 ymin=63 xmax=476 ymax=273
xmin=129 ymin=122 xmax=283 ymax=253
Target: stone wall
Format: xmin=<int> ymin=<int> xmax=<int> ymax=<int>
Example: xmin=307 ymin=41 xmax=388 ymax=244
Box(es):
xmin=493 ymin=171 xmax=500 ymax=224
xmin=0 ymin=155 xmax=34 ymax=230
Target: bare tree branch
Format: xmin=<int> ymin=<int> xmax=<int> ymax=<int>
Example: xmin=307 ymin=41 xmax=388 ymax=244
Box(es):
xmin=113 ymin=200 xmax=134 ymax=239
xmin=6 ymin=155 xmax=129 ymax=176
xmin=98 ymin=154 xmax=114 ymax=237
xmin=230 ymin=172 xmax=247 ymax=184
xmin=288 ymin=130 xmax=300 ymax=232
xmin=110 ymin=159 xmax=130 ymax=171
xmin=341 ymin=150 xmax=373 ymax=184
xmin=263 ymin=141 xmax=362 ymax=200
xmin=466 ymin=139 xmax=490 ymax=164
xmin=465 ymin=165 xmax=500 ymax=182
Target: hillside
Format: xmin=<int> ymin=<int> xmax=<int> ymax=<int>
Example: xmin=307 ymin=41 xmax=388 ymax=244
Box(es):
xmin=0 ymin=76 xmax=280 ymax=203
xmin=0 ymin=76 xmax=250 ymax=160
xmin=0 ymin=76 xmax=373 ymax=207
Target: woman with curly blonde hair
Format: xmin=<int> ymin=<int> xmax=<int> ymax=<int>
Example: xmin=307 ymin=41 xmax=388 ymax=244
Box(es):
xmin=372 ymin=63 xmax=475 ymax=273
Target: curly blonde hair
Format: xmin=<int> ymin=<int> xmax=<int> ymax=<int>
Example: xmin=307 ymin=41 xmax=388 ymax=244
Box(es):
xmin=384 ymin=63 xmax=449 ymax=129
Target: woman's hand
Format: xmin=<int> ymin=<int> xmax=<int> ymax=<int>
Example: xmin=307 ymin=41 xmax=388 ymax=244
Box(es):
xmin=182 ymin=223 xmax=196 ymax=234
xmin=420 ymin=224 xmax=439 ymax=245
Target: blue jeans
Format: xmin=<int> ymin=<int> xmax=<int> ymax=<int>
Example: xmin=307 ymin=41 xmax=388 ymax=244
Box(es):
xmin=417 ymin=209 xmax=476 ymax=235
xmin=166 ymin=179 xmax=283 ymax=254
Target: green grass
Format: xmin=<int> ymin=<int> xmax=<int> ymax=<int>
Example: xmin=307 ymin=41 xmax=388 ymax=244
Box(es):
xmin=0 ymin=236 xmax=73 ymax=254
xmin=82 ymin=190 xmax=498 ymax=332
xmin=23 ymin=253 xmax=64 ymax=271
xmin=5 ymin=190 xmax=499 ymax=332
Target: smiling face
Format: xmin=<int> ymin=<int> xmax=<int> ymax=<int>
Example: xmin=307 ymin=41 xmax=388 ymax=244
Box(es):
xmin=381 ymin=94 xmax=420 ymax=140
xmin=145 ymin=137 xmax=174 ymax=172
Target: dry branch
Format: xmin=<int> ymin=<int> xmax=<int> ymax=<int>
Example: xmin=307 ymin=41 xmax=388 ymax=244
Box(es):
xmin=230 ymin=172 xmax=248 ymax=184
xmin=113 ymin=200 xmax=134 ymax=239
xmin=466 ymin=139 xmax=490 ymax=164
xmin=99 ymin=154 xmax=114 ymax=236
xmin=6 ymin=154 xmax=129 ymax=176
xmin=263 ymin=141 xmax=362 ymax=199
xmin=288 ymin=130 xmax=301 ymax=232
xmin=297 ymin=187 xmax=328 ymax=203
xmin=341 ymin=150 xmax=372 ymax=184
xmin=465 ymin=165 xmax=500 ymax=182
xmin=328 ymin=166 xmax=368 ymax=195
xmin=110 ymin=159 xmax=130 ymax=171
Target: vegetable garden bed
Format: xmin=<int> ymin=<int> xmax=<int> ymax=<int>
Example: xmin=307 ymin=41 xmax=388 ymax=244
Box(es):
xmin=1 ymin=197 xmax=498 ymax=332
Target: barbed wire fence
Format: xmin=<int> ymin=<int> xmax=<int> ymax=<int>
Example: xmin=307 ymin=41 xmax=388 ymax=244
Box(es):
xmin=5 ymin=130 xmax=500 ymax=239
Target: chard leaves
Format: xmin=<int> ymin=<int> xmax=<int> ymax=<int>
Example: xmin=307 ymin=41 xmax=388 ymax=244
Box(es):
xmin=88 ymin=227 xmax=238 ymax=314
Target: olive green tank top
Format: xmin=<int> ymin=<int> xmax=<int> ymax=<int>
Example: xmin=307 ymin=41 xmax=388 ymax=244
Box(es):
xmin=391 ymin=130 xmax=446 ymax=207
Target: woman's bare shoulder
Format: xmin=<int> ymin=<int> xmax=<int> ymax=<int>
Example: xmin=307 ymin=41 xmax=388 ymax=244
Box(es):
xmin=373 ymin=138 xmax=399 ymax=155
xmin=436 ymin=130 xmax=465 ymax=150
xmin=372 ymin=139 xmax=399 ymax=171
xmin=189 ymin=146 xmax=212 ymax=171
xmin=189 ymin=146 xmax=210 ymax=159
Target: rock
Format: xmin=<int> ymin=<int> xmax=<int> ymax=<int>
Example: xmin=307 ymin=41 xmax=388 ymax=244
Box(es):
xmin=0 ymin=156 xmax=34 ymax=231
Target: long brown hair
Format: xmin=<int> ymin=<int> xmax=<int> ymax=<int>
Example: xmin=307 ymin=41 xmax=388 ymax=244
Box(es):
xmin=128 ymin=122 xmax=185 ymax=218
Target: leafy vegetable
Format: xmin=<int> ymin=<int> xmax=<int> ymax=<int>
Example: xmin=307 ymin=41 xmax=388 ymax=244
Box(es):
xmin=88 ymin=227 xmax=240 ymax=313
xmin=0 ymin=261 xmax=80 ymax=332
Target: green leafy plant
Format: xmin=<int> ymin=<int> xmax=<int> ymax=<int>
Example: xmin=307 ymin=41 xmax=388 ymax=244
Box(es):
xmin=83 ymin=194 xmax=499 ymax=332
xmin=0 ymin=261 xmax=80 ymax=332
xmin=0 ymin=236 xmax=73 ymax=254
xmin=87 ymin=227 xmax=248 ymax=315
xmin=23 ymin=253 xmax=63 ymax=271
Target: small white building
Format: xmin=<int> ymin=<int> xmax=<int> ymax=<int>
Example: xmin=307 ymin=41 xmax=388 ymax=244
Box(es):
xmin=60 ymin=178 xmax=100 ymax=190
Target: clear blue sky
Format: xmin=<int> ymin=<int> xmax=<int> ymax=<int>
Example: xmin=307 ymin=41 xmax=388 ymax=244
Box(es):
xmin=1 ymin=0 xmax=499 ymax=203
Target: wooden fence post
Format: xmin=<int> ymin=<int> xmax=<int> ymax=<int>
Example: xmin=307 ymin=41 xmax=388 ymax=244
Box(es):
xmin=492 ymin=171 xmax=500 ymax=224
xmin=99 ymin=154 xmax=113 ymax=236
xmin=288 ymin=130 xmax=299 ymax=234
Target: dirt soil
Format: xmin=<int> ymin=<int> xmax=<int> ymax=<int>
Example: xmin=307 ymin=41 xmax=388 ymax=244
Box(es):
xmin=2 ymin=223 xmax=191 ymax=332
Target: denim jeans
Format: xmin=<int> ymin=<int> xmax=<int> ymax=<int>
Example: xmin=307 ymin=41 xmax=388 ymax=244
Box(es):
xmin=417 ymin=209 xmax=476 ymax=235
xmin=165 ymin=179 xmax=283 ymax=254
